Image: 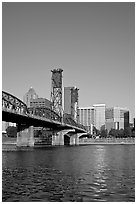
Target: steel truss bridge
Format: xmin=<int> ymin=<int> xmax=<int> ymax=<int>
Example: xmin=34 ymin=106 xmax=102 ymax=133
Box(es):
xmin=2 ymin=91 xmax=87 ymax=133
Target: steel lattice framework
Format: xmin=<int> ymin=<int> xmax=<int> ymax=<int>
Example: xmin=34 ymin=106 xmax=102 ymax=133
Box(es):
xmin=2 ymin=91 xmax=29 ymax=115
xmin=2 ymin=91 xmax=61 ymax=122
xmin=50 ymin=69 xmax=63 ymax=121
xmin=28 ymin=107 xmax=61 ymax=122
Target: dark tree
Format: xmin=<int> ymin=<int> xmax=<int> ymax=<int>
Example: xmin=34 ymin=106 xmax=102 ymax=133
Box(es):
xmin=100 ymin=129 xmax=107 ymax=138
xmin=131 ymin=127 xmax=135 ymax=137
xmin=124 ymin=127 xmax=132 ymax=137
xmin=6 ymin=126 xmax=17 ymax=137
xmin=109 ymin=129 xmax=118 ymax=138
xmin=93 ymin=126 xmax=100 ymax=136
xmin=118 ymin=129 xmax=124 ymax=138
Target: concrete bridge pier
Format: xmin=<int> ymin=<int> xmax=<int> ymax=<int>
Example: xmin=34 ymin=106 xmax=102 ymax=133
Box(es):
xmin=70 ymin=134 xmax=79 ymax=146
xmin=17 ymin=125 xmax=35 ymax=147
xmin=52 ymin=129 xmax=76 ymax=146
xmin=52 ymin=131 xmax=63 ymax=146
xmin=75 ymin=134 xmax=79 ymax=145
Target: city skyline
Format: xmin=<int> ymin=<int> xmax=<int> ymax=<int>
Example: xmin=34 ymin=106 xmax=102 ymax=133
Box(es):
xmin=2 ymin=2 xmax=135 ymax=121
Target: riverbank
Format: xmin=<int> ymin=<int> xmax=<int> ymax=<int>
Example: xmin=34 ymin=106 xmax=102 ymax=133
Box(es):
xmin=2 ymin=135 xmax=135 ymax=151
xmin=79 ymin=138 xmax=135 ymax=145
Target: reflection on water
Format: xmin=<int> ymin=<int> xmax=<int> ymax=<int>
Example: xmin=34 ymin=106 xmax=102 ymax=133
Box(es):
xmin=2 ymin=145 xmax=135 ymax=202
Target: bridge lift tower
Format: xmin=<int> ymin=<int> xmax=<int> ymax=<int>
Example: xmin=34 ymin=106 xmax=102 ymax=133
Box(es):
xmin=50 ymin=69 xmax=63 ymax=122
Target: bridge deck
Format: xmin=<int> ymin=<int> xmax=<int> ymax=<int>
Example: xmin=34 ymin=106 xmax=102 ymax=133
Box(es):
xmin=2 ymin=109 xmax=86 ymax=133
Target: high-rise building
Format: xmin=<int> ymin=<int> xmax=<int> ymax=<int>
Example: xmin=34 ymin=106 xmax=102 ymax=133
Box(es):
xmin=133 ymin=118 xmax=135 ymax=129
xmin=93 ymin=104 xmax=106 ymax=130
xmin=23 ymin=87 xmax=38 ymax=107
xmin=78 ymin=107 xmax=95 ymax=133
xmin=124 ymin=111 xmax=130 ymax=130
xmin=78 ymin=104 xmax=106 ymax=133
xmin=105 ymin=107 xmax=129 ymax=131
xmin=64 ymin=87 xmax=79 ymax=121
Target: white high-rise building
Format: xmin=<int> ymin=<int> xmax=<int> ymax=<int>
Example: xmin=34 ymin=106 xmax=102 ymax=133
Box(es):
xmin=78 ymin=107 xmax=95 ymax=133
xmin=93 ymin=104 xmax=106 ymax=130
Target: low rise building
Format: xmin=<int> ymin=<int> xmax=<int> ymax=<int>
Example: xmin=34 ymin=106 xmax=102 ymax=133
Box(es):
xmin=30 ymin=98 xmax=51 ymax=108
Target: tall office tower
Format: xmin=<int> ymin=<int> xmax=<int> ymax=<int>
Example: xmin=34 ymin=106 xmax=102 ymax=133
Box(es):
xmin=105 ymin=107 xmax=129 ymax=132
xmin=78 ymin=107 xmax=95 ymax=133
xmin=93 ymin=104 xmax=106 ymax=130
xmin=124 ymin=111 xmax=130 ymax=130
xmin=23 ymin=87 xmax=38 ymax=107
xmin=64 ymin=87 xmax=79 ymax=122
xmin=133 ymin=118 xmax=135 ymax=129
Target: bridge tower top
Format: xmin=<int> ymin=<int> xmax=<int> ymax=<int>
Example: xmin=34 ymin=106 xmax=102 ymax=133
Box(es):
xmin=50 ymin=69 xmax=63 ymax=122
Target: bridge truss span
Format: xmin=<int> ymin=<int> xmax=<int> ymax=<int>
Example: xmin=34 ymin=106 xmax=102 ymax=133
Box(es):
xmin=28 ymin=107 xmax=61 ymax=122
xmin=2 ymin=91 xmax=87 ymax=133
xmin=2 ymin=91 xmax=29 ymax=115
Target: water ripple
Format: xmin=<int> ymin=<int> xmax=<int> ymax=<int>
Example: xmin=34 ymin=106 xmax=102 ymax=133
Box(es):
xmin=2 ymin=145 xmax=135 ymax=202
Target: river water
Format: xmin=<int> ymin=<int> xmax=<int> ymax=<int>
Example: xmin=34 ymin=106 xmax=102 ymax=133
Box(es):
xmin=2 ymin=144 xmax=135 ymax=202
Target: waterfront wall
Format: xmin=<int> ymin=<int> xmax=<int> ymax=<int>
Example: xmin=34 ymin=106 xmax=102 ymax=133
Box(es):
xmin=79 ymin=137 xmax=135 ymax=145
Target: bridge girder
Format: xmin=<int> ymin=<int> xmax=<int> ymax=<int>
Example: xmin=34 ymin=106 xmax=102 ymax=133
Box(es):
xmin=2 ymin=91 xmax=87 ymax=133
xmin=28 ymin=106 xmax=61 ymax=122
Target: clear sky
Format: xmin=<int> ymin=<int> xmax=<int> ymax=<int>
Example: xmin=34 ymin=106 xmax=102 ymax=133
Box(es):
xmin=2 ymin=2 xmax=135 ymax=121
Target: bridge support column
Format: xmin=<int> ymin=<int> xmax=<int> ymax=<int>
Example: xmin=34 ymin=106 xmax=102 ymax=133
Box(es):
xmin=58 ymin=131 xmax=64 ymax=145
xmin=52 ymin=129 xmax=75 ymax=146
xmin=17 ymin=125 xmax=34 ymax=147
xmin=75 ymin=134 xmax=79 ymax=145
xmin=70 ymin=134 xmax=79 ymax=146
xmin=52 ymin=131 xmax=64 ymax=146
xmin=52 ymin=132 xmax=59 ymax=146
xmin=70 ymin=135 xmax=75 ymax=145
